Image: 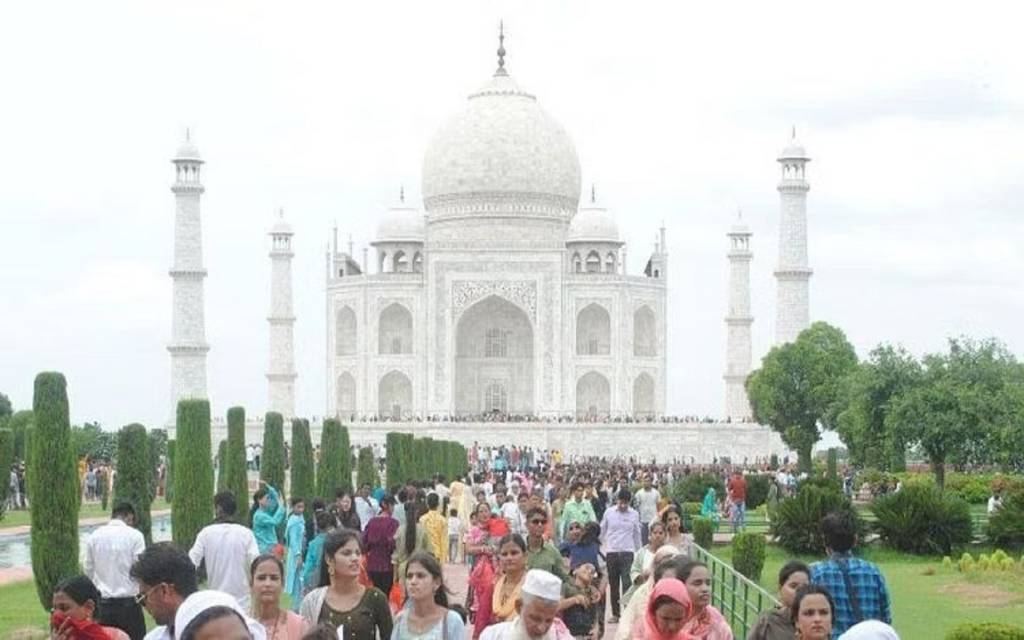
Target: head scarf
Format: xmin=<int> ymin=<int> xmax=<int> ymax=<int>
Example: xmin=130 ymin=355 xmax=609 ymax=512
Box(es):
xmin=173 ymin=590 xmax=267 ymax=640
xmin=637 ymin=579 xmax=697 ymax=640
xmin=700 ymin=488 xmax=717 ymax=517
xmin=838 ymin=620 xmax=901 ymax=640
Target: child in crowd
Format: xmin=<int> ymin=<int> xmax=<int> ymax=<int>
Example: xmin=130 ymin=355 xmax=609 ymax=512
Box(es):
xmin=560 ymin=561 xmax=600 ymax=640
xmin=448 ymin=508 xmax=462 ymax=563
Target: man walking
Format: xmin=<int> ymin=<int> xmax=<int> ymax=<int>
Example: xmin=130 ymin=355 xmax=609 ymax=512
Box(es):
xmin=131 ymin=543 xmax=199 ymax=640
xmin=355 ymin=482 xmax=379 ymax=531
xmin=633 ymin=475 xmax=660 ymax=544
xmin=188 ymin=490 xmax=260 ymax=607
xmin=558 ymin=481 xmax=597 ymax=539
xmin=727 ymin=470 xmax=747 ymax=532
xmin=84 ymin=501 xmax=147 ymax=640
xmin=600 ymin=488 xmax=641 ymax=624
xmin=811 ymin=511 xmax=892 ymax=636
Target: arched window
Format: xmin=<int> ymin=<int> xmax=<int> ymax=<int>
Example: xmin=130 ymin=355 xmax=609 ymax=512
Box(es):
xmin=633 ymin=373 xmax=655 ymax=418
xmin=634 ymin=306 xmax=657 ymax=357
xmin=412 ymin=252 xmax=423 ymax=273
xmin=378 ymin=370 xmax=412 ymax=419
xmin=585 ymin=251 xmax=601 ymax=273
xmin=576 ymin=371 xmax=611 ymax=419
xmin=572 ymin=252 xmax=582 ymax=273
xmin=576 ymin=304 xmax=611 ymax=356
xmin=336 ymin=306 xmax=356 ymax=356
xmin=378 ymin=303 xmax=413 ymax=354
xmin=605 ymin=252 xmax=616 ymax=273
xmin=336 ymin=372 xmax=356 ymax=418
xmin=393 ymin=250 xmax=408 ymax=272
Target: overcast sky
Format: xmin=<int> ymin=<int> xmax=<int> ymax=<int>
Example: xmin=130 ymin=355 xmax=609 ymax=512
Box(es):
xmin=1 ymin=1 xmax=1022 ymax=431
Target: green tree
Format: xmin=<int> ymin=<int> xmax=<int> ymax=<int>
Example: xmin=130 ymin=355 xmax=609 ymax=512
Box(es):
xmin=836 ymin=344 xmax=921 ymax=471
xmin=318 ymin=419 xmax=352 ymax=497
xmin=166 ymin=440 xmax=176 ymax=503
xmin=7 ymin=410 xmax=34 ymax=461
xmin=746 ymin=322 xmax=858 ymax=472
xmin=28 ymin=372 xmax=80 ymax=609
xmin=0 ymin=428 xmax=12 ymax=518
xmin=889 ymin=338 xmax=1023 ymax=491
xmin=290 ymin=418 xmax=315 ymax=511
xmin=224 ymin=407 xmax=249 ymax=508
xmin=172 ymin=400 xmax=213 ymax=549
xmin=71 ymin=422 xmax=116 ymax=461
xmin=113 ymin=424 xmax=155 ymax=543
xmin=0 ymin=391 xmax=11 ymax=419
xmin=356 ymin=446 xmax=379 ymax=489
xmin=260 ymin=412 xmax=287 ymax=495
xmin=216 ymin=439 xmax=228 ymax=491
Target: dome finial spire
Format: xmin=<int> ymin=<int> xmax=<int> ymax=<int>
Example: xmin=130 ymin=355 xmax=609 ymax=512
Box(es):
xmin=399 ymin=185 xmax=405 ymax=204
xmin=495 ymin=20 xmax=508 ymax=76
xmin=591 ymin=184 xmax=596 ymax=204
xmin=791 ymin=125 xmax=796 ymax=140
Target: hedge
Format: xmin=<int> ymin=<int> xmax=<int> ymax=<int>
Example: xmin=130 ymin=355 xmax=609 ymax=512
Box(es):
xmin=172 ymin=400 xmax=213 ymax=550
xmin=290 ymin=418 xmax=315 ymax=511
xmin=385 ymin=432 xmax=466 ymax=486
xmin=224 ymin=407 xmax=248 ymax=507
xmin=113 ymin=424 xmax=154 ymax=543
xmin=260 ymin=412 xmax=286 ymax=496
xmin=986 ymin=486 xmax=1024 ymax=548
xmin=871 ymin=485 xmax=973 ymax=554
xmin=166 ymin=440 xmax=175 ymax=503
xmin=692 ymin=516 xmax=714 ymax=549
xmin=0 ymin=428 xmax=12 ymax=518
xmin=946 ymin=622 xmax=1024 ymax=640
xmin=356 ymin=446 xmax=379 ymax=490
xmin=672 ymin=473 xmax=725 ymax=505
xmin=732 ymin=531 xmax=766 ymax=583
xmin=216 ymin=439 xmax=228 ymax=492
xmin=318 ymin=419 xmax=352 ymax=496
xmin=29 ymin=372 xmax=80 ymax=609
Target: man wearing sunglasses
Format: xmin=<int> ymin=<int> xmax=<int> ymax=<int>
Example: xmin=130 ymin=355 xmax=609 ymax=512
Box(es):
xmin=523 ymin=507 xmax=568 ymax=583
xmin=129 ymin=543 xmax=198 ymax=640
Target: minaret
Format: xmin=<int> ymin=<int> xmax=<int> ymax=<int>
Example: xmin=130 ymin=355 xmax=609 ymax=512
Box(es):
xmin=168 ymin=132 xmax=210 ymax=422
xmin=267 ymin=208 xmax=297 ymax=418
xmin=725 ymin=212 xmax=754 ymax=421
xmin=774 ymin=128 xmax=813 ymax=344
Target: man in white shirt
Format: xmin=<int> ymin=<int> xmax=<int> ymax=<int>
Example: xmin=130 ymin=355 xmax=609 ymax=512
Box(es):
xmin=188 ymin=490 xmax=260 ymax=607
xmin=633 ymin=476 xmax=661 ymax=545
xmin=85 ymin=501 xmax=147 ymax=640
xmin=355 ymin=482 xmax=379 ymax=531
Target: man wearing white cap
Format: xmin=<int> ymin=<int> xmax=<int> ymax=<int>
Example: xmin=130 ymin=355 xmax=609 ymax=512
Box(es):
xmin=480 ymin=570 xmax=573 ymax=640
xmin=173 ymin=590 xmax=267 ymax=640
xmin=838 ymin=620 xmax=900 ymax=640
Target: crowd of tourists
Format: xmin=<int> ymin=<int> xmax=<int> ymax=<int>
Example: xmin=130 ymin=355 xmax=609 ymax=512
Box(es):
xmin=333 ymin=414 xmax=742 ymax=425
xmin=41 ymin=452 xmax=899 ymax=640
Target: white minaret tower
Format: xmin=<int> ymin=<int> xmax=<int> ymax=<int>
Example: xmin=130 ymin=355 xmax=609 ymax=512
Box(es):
xmin=168 ymin=132 xmax=210 ymax=422
xmin=774 ymin=128 xmax=813 ymax=344
xmin=725 ymin=212 xmax=754 ymax=421
xmin=267 ymin=208 xmax=297 ymax=418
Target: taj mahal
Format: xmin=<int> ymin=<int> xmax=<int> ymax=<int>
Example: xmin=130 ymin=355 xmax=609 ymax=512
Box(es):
xmin=165 ymin=31 xmax=812 ymax=462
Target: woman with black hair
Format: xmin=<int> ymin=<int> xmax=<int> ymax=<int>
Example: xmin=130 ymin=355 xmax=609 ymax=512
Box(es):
xmin=298 ymin=529 xmax=393 ymax=640
xmin=391 ymin=552 xmax=465 ymax=640
xmin=393 ymin=500 xmax=430 ymax=587
xmin=747 ymin=561 xmax=810 ymax=640
xmin=50 ymin=575 xmax=129 ymax=640
xmin=790 ymin=584 xmax=834 ymax=640
xmin=250 ymin=553 xmax=309 ymax=639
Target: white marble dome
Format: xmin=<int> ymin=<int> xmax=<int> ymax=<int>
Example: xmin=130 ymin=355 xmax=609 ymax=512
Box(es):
xmin=375 ymin=203 xmax=425 ymax=243
xmin=174 ymin=139 xmax=202 ymax=162
xmin=568 ymin=202 xmax=620 ymax=244
xmin=421 ymin=71 xmax=581 ymax=213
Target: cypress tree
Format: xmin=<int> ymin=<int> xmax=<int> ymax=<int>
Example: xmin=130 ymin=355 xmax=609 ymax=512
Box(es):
xmin=225 ymin=407 xmax=248 ymax=508
xmin=28 ymin=372 xmax=79 ymax=609
xmin=260 ymin=412 xmax=286 ymax=495
xmin=166 ymin=440 xmax=175 ymax=503
xmin=385 ymin=432 xmax=402 ymax=488
xmin=356 ymin=446 xmax=379 ymax=489
xmin=290 ymin=418 xmax=315 ymax=509
xmin=318 ymin=419 xmax=352 ymax=497
xmin=113 ymin=424 xmax=154 ymax=543
xmin=0 ymin=428 xmax=12 ymax=515
xmin=216 ymin=439 xmax=228 ymax=491
xmin=172 ymin=400 xmax=213 ymax=550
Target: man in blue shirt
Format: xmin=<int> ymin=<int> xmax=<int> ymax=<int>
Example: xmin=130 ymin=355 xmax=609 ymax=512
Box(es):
xmin=811 ymin=511 xmax=892 ymax=637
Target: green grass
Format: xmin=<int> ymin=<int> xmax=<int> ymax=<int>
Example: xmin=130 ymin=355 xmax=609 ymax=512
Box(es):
xmin=0 ymin=499 xmax=170 ymax=530
xmin=710 ymin=541 xmax=1024 ymax=639
xmin=0 ymin=578 xmax=49 ymax=635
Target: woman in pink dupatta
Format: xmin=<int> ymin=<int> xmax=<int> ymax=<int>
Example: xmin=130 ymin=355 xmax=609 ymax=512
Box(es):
xmin=678 ymin=561 xmax=732 ymax=639
xmin=631 ymin=578 xmax=698 ymax=640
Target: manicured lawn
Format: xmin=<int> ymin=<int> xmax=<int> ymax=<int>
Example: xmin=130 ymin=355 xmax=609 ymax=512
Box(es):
xmin=0 ymin=499 xmax=170 ymax=530
xmin=0 ymin=579 xmax=49 ymax=634
xmin=711 ymin=542 xmax=1024 ymax=639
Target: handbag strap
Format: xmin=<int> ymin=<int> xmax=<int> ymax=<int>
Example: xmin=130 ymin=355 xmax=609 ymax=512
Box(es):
xmin=837 ymin=557 xmax=864 ymax=624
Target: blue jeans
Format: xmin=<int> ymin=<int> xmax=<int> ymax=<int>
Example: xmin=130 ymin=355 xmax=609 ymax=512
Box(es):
xmin=731 ymin=501 xmax=746 ymax=531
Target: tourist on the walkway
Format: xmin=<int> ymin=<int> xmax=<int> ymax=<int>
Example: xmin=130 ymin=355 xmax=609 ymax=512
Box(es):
xmin=560 ymin=522 xmax=601 ymax=578
xmin=632 ymin=578 xmax=698 ymax=640
xmin=634 ymin=476 xmax=661 ymax=545
xmin=677 ymin=561 xmax=732 ymax=639
xmin=617 ymin=548 xmax=683 ymax=640
xmin=448 ymin=508 xmax=464 ymax=563
xmin=252 ymin=482 xmax=286 ymax=555
xmin=837 ymin=620 xmax=899 ymax=640
xmin=525 ymin=507 xmax=568 ymax=582
xmin=50 ymin=575 xmax=130 ymax=640
xmin=303 ymin=512 xmax=336 ymax=593
xmin=84 ymin=501 xmax=146 ymax=640
xmin=392 ymin=552 xmax=465 ymax=640
xmin=747 ymin=560 xmax=810 ymax=640
xmin=419 ymin=493 xmax=450 ymax=563
xmin=558 ymin=561 xmax=600 ymax=640
xmin=479 ymin=570 xmax=572 ymax=640
xmin=661 ymin=507 xmax=695 ymax=558
xmin=630 ymin=521 xmax=667 ymax=586
xmin=299 ymin=529 xmax=393 ymax=639
xmin=332 ymin=490 xmax=362 ymax=531
xmin=789 ymin=584 xmax=834 ymax=640
xmin=490 ymin=535 xmax=529 ymax=625
xmin=173 ymin=589 xmax=264 ymax=640
xmin=363 ymin=495 xmax=398 ymax=595
xmin=810 ymin=511 xmax=891 ymax=635
xmin=284 ymin=498 xmax=307 ymax=610
xmin=130 ymin=543 xmax=199 ymax=640
xmin=727 ymin=472 xmax=747 ymax=533
xmin=601 ymin=488 xmax=642 ymax=624
xmin=394 ymin=501 xmax=431 ymax=586
xmin=356 ymin=483 xmax=379 ymax=531
xmin=699 ymin=489 xmax=719 ymax=532
xmin=559 ymin=482 xmax=597 ymax=539
xmin=466 ymin=502 xmax=494 ymax=569
xmin=550 ymin=486 xmax=568 ymax=545
xmin=250 ymin=554 xmax=309 ymax=638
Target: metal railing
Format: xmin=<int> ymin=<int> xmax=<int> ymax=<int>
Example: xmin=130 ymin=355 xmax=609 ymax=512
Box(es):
xmin=690 ymin=542 xmax=780 ymax=638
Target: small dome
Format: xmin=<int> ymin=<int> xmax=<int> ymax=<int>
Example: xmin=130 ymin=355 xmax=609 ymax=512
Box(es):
xmin=375 ymin=202 xmax=425 ymax=243
xmin=568 ymin=201 xmax=620 ymax=244
xmin=174 ymin=138 xmax=202 ymax=162
xmin=421 ymin=71 xmax=581 ymax=214
xmin=778 ymin=129 xmax=810 ymax=161
xmin=270 ymin=211 xmax=293 ymax=235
